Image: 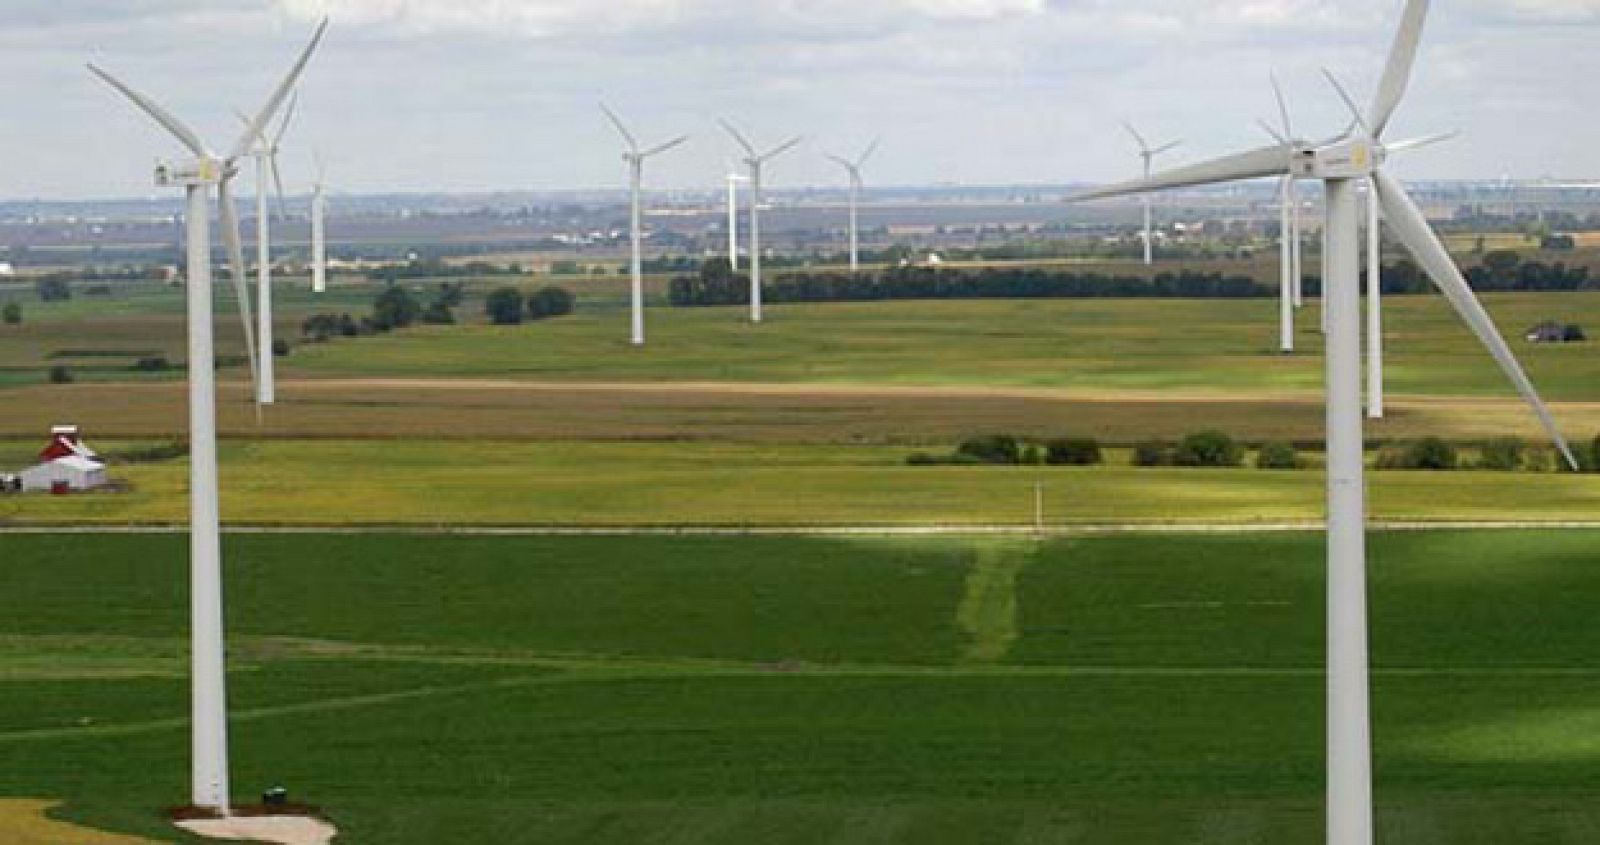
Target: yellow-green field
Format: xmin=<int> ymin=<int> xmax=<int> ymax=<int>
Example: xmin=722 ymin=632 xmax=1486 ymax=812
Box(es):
xmin=1 ymin=440 xmax=1596 ymax=526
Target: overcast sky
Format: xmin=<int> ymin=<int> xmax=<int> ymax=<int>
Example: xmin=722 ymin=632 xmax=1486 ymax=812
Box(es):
xmin=3 ymin=0 xmax=1597 ymax=200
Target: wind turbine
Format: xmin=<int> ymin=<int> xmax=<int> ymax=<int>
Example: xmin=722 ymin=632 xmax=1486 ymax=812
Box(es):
xmin=311 ymin=152 xmax=328 ymax=294
xmin=239 ymin=96 xmax=298 ymax=406
xmin=1257 ymin=75 xmax=1305 ymax=353
xmin=725 ymin=171 xmax=748 ymax=270
xmin=1356 ymin=129 xmax=1459 ymax=418
xmin=826 ymin=138 xmax=880 ymax=272
xmin=602 ymin=104 xmax=687 ymax=347
xmin=1122 ymin=122 xmax=1181 ymax=265
xmin=720 ymin=120 xmax=802 ymax=323
xmin=1074 ymin=3 xmax=1578 ymax=842
xmin=88 ymin=18 xmax=329 ymax=814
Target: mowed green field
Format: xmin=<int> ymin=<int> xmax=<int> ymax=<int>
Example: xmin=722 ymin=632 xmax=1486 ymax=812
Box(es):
xmin=6 ymin=281 xmax=1600 ymax=400
xmin=4 ymin=531 xmax=1600 ymax=843
xmin=2 ymin=440 xmax=1599 ymax=525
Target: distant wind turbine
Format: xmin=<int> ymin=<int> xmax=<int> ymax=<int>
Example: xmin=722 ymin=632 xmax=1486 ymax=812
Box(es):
xmin=826 ymin=138 xmax=880 ymax=272
xmin=238 ymin=94 xmax=298 ymax=406
xmin=87 ymin=17 xmax=329 ymax=814
xmin=720 ymin=120 xmax=802 ymax=323
xmin=310 ymin=151 xmax=328 ymax=294
xmin=726 ymin=171 xmax=748 ymax=270
xmin=1122 ymin=122 xmax=1181 ymax=265
xmin=602 ymin=104 xmax=687 ymax=347
xmin=1257 ymin=75 xmax=1305 ymax=353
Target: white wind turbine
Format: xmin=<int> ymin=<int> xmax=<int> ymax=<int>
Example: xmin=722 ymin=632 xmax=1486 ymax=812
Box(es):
xmin=726 ymin=171 xmax=748 ymax=270
xmin=311 ymin=152 xmax=329 ymax=294
xmin=1257 ymin=75 xmax=1306 ymax=353
xmin=720 ymin=121 xmax=802 ymax=323
xmin=88 ymin=18 xmax=329 ymax=814
xmin=239 ymin=96 xmax=298 ymax=406
xmin=1075 ymin=3 xmax=1578 ymax=842
xmin=1351 ymin=128 xmax=1459 ymax=418
xmin=826 ymin=138 xmax=880 ymax=272
xmin=602 ymin=104 xmax=687 ymax=347
xmin=1122 ymin=122 xmax=1181 ymax=265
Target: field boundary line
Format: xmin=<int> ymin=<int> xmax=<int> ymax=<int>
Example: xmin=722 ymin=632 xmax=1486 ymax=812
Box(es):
xmin=3 ymin=521 xmax=1600 ymax=536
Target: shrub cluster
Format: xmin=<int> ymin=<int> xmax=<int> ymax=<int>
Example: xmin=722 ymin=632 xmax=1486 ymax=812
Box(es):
xmin=486 ymin=286 xmax=576 ymax=325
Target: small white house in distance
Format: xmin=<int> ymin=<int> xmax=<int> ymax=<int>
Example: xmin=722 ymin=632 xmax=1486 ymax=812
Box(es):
xmin=20 ymin=425 xmax=108 ymax=493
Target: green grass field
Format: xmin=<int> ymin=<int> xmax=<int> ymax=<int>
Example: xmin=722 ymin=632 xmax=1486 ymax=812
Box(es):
xmin=1 ymin=440 xmax=1597 ymax=526
xmin=6 ymin=282 xmax=1600 ymax=399
xmin=4 ymin=531 xmax=1600 ymax=843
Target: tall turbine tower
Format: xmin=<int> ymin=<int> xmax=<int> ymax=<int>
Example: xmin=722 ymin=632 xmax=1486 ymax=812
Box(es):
xmin=826 ymin=138 xmax=880 ymax=272
xmin=311 ymin=153 xmax=328 ymax=294
xmin=1075 ymin=3 xmax=1577 ymax=842
xmin=1122 ymin=122 xmax=1181 ymax=265
xmin=88 ymin=18 xmax=328 ymax=813
xmin=726 ymin=171 xmax=747 ymax=271
xmin=720 ymin=121 xmax=801 ymax=323
xmin=241 ymin=96 xmax=297 ymax=406
xmin=602 ymin=104 xmax=687 ymax=347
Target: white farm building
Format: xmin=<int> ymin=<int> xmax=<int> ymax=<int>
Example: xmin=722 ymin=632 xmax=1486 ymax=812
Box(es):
xmin=19 ymin=426 xmax=108 ymax=493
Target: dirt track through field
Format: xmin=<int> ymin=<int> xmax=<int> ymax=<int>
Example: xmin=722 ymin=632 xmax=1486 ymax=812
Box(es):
xmin=4 ymin=377 xmax=1599 ymax=443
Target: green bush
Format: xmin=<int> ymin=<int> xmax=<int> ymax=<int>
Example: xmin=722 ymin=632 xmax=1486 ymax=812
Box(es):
xmin=133 ymin=356 xmax=170 ymax=372
xmin=1045 ymin=437 xmax=1103 ymax=466
xmin=1255 ymin=441 xmax=1301 ymax=470
xmin=2 ymin=301 xmax=20 ymax=325
xmin=1131 ymin=441 xmax=1170 ymax=467
xmin=1477 ymin=437 xmax=1525 ymax=471
xmin=485 ymin=287 xmax=525 ymax=325
xmin=47 ymin=365 xmax=73 ymax=384
xmin=527 ymin=286 xmax=576 ymax=320
xmin=272 ymin=339 xmax=291 ymax=357
xmin=955 ymin=435 xmax=1023 ymax=466
xmin=1173 ymin=430 xmax=1244 ymax=468
xmin=422 ymin=300 xmax=456 ymax=325
xmin=1381 ymin=437 xmax=1459 ymax=471
xmin=1021 ymin=445 xmax=1044 ymax=466
xmin=372 ymin=283 xmax=421 ymax=331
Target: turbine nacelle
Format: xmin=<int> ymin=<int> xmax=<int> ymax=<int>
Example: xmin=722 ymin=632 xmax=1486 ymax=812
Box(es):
xmin=1294 ymin=137 xmax=1384 ymax=181
xmin=155 ymin=157 xmax=223 ymax=187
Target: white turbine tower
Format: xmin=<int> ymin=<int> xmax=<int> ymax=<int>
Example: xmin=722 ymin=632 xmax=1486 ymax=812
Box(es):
xmin=311 ymin=153 xmax=328 ymax=294
xmin=726 ymin=171 xmax=748 ymax=271
xmin=1075 ymin=3 xmax=1578 ymax=842
xmin=88 ymin=18 xmax=328 ymax=814
xmin=1257 ymin=76 xmax=1305 ymax=353
xmin=602 ymin=104 xmax=687 ymax=347
xmin=720 ymin=121 xmax=802 ymax=323
xmin=1122 ymin=122 xmax=1181 ymax=265
xmin=240 ymin=97 xmax=297 ymax=406
xmin=826 ymin=138 xmax=880 ymax=273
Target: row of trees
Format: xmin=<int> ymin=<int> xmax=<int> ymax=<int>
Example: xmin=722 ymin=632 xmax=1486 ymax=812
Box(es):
xmin=670 ymin=260 xmax=1274 ymax=307
xmin=485 ymin=286 xmax=576 ymax=325
xmin=909 ymin=432 xmax=1600 ymax=473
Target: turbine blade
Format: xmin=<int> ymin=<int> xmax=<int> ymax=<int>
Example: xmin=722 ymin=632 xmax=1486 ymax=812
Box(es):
xmin=1071 ymin=143 xmax=1292 ymax=202
xmin=217 ymin=177 xmax=260 ymax=393
xmin=1322 ymin=69 xmax=1371 ymax=135
xmin=760 ymin=135 xmax=803 ymax=162
xmin=273 ymin=91 xmax=299 ymax=147
xmin=1372 ymin=167 xmax=1578 ymax=469
xmin=642 ymin=135 xmax=688 ymax=158
xmin=229 ymin=18 xmax=329 ymax=162
xmin=1386 ymin=129 xmax=1460 ymax=155
xmin=270 ymin=155 xmax=289 ymax=220
xmin=1121 ymin=121 xmax=1149 ymax=153
xmin=1370 ymin=0 xmax=1430 ymax=137
xmin=1152 ymin=139 xmax=1183 ymax=156
xmin=1271 ymin=72 xmax=1293 ymax=138
xmin=857 ymin=137 xmax=881 ymax=168
xmin=719 ymin=120 xmax=757 ymax=158
xmin=1258 ymin=119 xmax=1288 ymax=145
xmin=87 ymin=64 xmax=207 ymax=157
xmin=600 ymin=103 xmax=638 ymax=151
